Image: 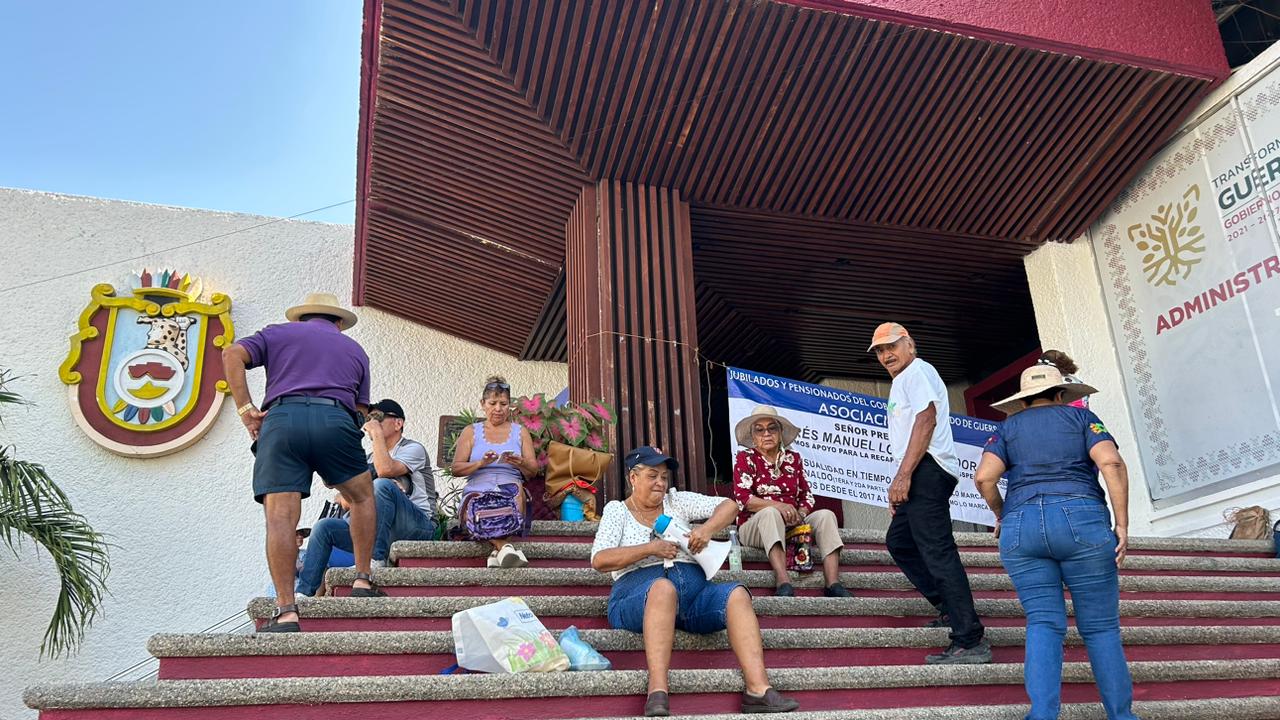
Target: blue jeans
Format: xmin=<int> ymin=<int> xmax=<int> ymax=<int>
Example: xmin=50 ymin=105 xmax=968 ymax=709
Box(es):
xmin=607 ymin=563 xmax=746 ymax=634
xmin=1000 ymin=495 xmax=1138 ymax=720
xmin=296 ymin=478 xmax=436 ymax=595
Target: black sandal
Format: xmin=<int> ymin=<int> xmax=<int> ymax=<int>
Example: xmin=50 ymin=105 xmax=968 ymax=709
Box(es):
xmin=259 ymin=603 xmax=301 ymax=633
xmin=350 ymin=571 xmax=387 ymax=598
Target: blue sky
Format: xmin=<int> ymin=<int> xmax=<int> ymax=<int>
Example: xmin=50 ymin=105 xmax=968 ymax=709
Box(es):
xmin=0 ymin=2 xmax=362 ymax=224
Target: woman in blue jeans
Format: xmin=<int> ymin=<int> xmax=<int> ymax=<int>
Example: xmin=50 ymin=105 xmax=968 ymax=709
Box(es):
xmin=974 ymin=353 xmax=1138 ymax=720
xmin=591 ymin=446 xmax=799 ymax=717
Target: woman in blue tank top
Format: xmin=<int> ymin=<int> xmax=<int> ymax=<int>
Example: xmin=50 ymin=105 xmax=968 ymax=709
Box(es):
xmin=974 ymin=353 xmax=1138 ymax=720
xmin=450 ymin=376 xmax=538 ymax=568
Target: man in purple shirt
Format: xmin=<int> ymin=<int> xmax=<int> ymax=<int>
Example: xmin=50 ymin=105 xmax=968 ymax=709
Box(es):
xmin=223 ymin=292 xmax=383 ymax=632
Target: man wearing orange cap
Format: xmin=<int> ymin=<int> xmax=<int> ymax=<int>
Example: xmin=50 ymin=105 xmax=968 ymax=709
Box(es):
xmin=869 ymin=322 xmax=989 ymax=664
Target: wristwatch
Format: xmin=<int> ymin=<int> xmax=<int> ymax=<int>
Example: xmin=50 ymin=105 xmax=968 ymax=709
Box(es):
xmin=237 ymin=402 xmax=256 ymax=416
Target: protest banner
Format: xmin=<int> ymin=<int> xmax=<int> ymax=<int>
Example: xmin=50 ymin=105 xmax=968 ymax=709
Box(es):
xmin=727 ymin=366 xmax=1003 ymax=526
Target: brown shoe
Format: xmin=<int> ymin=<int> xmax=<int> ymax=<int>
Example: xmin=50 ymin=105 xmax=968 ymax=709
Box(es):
xmin=741 ymin=687 xmax=800 ymax=713
xmin=643 ymin=691 xmax=670 ymax=717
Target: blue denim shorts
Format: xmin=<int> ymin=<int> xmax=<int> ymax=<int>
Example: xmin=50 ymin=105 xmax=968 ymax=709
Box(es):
xmin=251 ymin=402 xmax=368 ymax=503
xmin=607 ymin=562 xmax=746 ymax=634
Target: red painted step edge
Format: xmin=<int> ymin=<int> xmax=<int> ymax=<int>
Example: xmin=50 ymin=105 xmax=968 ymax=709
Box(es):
xmin=158 ymin=643 xmax=1280 ymax=680
xmin=513 ymin=536 xmax=1276 ymax=559
xmin=39 ymin=678 xmax=1280 ymax=719
xmin=396 ymin=558 xmax=1280 ymax=577
xmin=263 ymin=615 xmax=1280 ymax=633
xmin=329 ymin=586 xmax=1280 ymax=602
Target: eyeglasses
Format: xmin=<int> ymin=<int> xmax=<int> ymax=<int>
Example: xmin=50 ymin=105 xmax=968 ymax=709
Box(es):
xmin=484 ymin=381 xmax=511 ymax=391
xmin=752 ymin=424 xmax=782 ymax=435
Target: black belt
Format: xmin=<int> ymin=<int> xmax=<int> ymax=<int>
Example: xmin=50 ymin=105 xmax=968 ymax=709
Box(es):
xmin=267 ymin=395 xmax=343 ymax=411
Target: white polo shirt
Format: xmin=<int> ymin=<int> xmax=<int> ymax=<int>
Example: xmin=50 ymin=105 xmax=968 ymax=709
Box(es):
xmin=887 ymin=357 xmax=960 ymax=479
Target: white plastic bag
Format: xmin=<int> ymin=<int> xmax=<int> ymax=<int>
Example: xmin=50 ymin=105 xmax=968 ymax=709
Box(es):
xmin=451 ymin=597 xmax=570 ymax=673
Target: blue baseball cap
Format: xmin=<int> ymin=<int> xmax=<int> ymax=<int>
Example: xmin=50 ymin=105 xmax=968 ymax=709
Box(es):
xmin=624 ymin=446 xmax=679 ymax=472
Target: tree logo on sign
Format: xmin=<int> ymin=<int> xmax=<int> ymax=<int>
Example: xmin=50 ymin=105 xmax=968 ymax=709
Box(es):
xmin=1127 ymin=184 xmax=1206 ymax=287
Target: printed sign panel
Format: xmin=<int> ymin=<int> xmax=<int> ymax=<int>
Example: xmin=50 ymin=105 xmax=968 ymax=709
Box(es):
xmin=726 ymin=367 xmax=1003 ymax=526
xmin=1094 ymin=71 xmax=1280 ymax=502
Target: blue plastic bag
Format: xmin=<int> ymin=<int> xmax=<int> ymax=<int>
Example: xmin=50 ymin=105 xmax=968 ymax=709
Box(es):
xmin=557 ymin=625 xmax=611 ymax=671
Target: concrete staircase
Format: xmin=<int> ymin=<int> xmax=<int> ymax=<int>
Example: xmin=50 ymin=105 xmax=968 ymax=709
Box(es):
xmin=25 ymin=522 xmax=1280 ymax=719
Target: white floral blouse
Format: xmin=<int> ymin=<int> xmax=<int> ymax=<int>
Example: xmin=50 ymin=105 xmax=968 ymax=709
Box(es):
xmin=590 ymin=490 xmax=730 ymax=579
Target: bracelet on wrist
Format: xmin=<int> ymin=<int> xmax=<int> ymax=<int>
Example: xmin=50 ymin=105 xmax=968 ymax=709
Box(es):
xmin=237 ymin=402 xmax=256 ymax=416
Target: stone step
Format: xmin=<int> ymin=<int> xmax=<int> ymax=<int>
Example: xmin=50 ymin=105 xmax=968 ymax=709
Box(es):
xmin=389 ymin=541 xmax=1280 ymax=576
xmin=25 ymin=660 xmax=1280 ymax=719
xmin=519 ymin=522 xmax=1279 ymax=557
xmin=322 ymin=566 xmax=1280 ymax=602
xmin=148 ymin=625 xmax=1280 ymax=680
xmin=245 ymin=595 xmax=1280 ymax=633
xmin=564 ymin=697 xmax=1280 ymax=720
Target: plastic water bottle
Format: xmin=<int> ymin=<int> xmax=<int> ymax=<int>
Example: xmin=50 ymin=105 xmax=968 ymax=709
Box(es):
xmin=728 ymin=527 xmax=743 ymax=572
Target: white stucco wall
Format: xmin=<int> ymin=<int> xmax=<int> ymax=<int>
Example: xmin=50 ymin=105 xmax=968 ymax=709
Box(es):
xmin=0 ymin=189 xmax=568 ymax=718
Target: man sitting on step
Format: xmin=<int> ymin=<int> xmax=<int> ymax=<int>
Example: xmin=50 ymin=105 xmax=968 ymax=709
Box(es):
xmin=296 ymin=398 xmax=437 ymax=597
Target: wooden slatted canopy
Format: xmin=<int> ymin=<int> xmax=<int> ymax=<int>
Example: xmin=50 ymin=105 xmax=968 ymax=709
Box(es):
xmin=354 ymin=0 xmax=1221 ymax=383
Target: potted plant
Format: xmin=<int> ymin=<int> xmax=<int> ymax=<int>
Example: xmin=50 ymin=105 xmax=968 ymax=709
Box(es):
xmin=509 ymin=394 xmax=616 ymax=521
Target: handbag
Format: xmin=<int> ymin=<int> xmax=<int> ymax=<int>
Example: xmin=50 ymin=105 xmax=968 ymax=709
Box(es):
xmin=460 ymin=486 xmax=531 ymax=539
xmin=452 ymin=597 xmax=570 ymax=673
xmin=785 ymin=523 xmax=815 ymax=572
xmin=1226 ymin=506 xmax=1272 ymax=540
xmin=544 ymin=441 xmax=613 ymax=521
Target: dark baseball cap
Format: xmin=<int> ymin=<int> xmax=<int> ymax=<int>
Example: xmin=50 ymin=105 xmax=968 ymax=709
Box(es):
xmin=624 ymin=446 xmax=679 ymax=471
xmin=371 ymin=399 xmax=405 ymax=419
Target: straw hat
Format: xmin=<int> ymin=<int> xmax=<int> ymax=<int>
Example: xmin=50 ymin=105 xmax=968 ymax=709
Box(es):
xmin=992 ymin=365 xmax=1098 ymax=415
xmin=734 ymin=405 xmax=801 ymax=448
xmin=285 ymin=292 xmax=358 ymax=330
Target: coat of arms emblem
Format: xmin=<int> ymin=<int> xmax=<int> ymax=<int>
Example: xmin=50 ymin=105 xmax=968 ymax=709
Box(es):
xmin=59 ymin=269 xmax=234 ymax=457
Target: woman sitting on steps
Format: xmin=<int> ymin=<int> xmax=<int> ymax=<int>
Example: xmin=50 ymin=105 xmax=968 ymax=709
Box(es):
xmin=450 ymin=376 xmax=539 ymax=568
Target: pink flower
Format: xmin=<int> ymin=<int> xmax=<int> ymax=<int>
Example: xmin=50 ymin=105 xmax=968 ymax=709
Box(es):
xmin=522 ymin=414 xmax=546 ymax=434
xmin=520 ymin=394 xmax=547 ymax=415
xmin=516 ymin=643 xmax=537 ymax=660
xmin=585 ymin=431 xmax=606 ymax=451
xmin=559 ymin=416 xmax=585 ymax=444
xmin=537 ymin=451 xmax=549 ymax=468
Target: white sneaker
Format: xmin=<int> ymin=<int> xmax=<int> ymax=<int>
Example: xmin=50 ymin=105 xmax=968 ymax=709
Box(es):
xmin=497 ymin=544 xmax=529 ymax=568
xmin=486 ymin=550 xmax=501 ymax=568
xmin=371 ymin=559 xmax=387 ymax=569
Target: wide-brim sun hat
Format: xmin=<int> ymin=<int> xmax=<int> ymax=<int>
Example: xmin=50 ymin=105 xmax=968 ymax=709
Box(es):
xmin=285 ymin=292 xmax=358 ymax=330
xmin=734 ymin=405 xmax=801 ymax=448
xmin=992 ymin=365 xmax=1098 ymax=415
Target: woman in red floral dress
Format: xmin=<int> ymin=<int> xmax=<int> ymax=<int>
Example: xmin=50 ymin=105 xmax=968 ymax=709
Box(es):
xmin=733 ymin=406 xmax=851 ymax=597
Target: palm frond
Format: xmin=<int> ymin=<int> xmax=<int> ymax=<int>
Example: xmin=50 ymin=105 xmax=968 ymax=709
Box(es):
xmin=0 ymin=451 xmax=111 ymax=657
xmin=0 ymin=369 xmax=30 ymax=410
